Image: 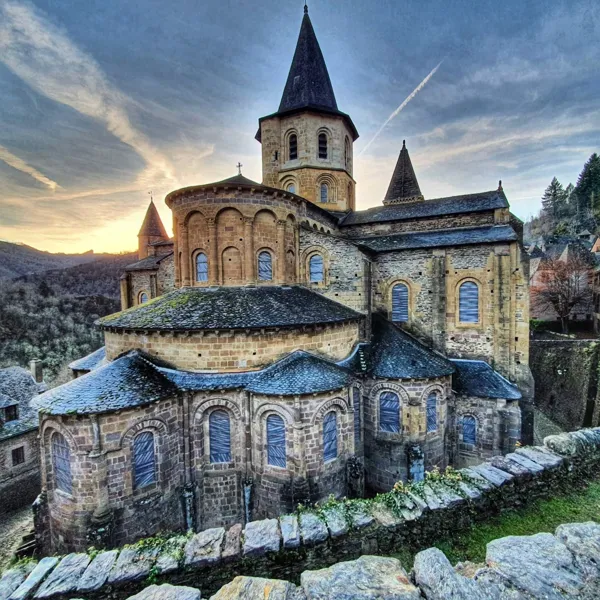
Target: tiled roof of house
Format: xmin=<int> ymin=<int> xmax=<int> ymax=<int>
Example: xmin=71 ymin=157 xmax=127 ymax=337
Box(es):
xmin=370 ymin=317 xmax=455 ymax=379
xmin=339 ymin=190 xmax=508 ymax=226
xmin=355 ymin=225 xmax=517 ymax=253
xmin=0 ymin=366 xmax=43 ymax=441
xmin=98 ymin=286 xmax=362 ymax=332
xmin=451 ymin=359 xmax=521 ymax=400
xmin=69 ymin=346 xmax=107 ymax=372
xmin=383 ymin=141 xmax=423 ymax=205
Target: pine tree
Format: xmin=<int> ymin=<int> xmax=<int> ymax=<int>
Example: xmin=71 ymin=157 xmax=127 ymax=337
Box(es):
xmin=564 ymin=183 xmax=576 ymax=217
xmin=541 ymin=177 xmax=567 ymax=222
xmin=575 ymin=153 xmax=600 ymax=216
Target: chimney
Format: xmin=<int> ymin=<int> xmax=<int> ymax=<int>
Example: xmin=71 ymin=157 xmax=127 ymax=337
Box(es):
xmin=30 ymin=359 xmax=44 ymax=384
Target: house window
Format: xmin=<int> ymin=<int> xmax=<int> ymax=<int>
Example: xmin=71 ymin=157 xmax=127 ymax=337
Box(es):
xmin=352 ymin=388 xmax=361 ymax=446
xmin=323 ymin=411 xmax=338 ymax=462
xmin=391 ymin=283 xmax=409 ymax=322
xmin=379 ymin=391 xmax=400 ymax=433
xmin=309 ymin=254 xmax=324 ymax=283
xmin=318 ymin=133 xmax=328 ymax=159
xmin=289 ymin=133 xmax=298 ymax=160
xmin=426 ymin=393 xmax=437 ymax=433
xmin=196 ymin=252 xmax=208 ymax=282
xmin=139 ymin=291 xmax=149 ymax=304
xmin=320 ymin=183 xmax=329 ymax=203
xmin=133 ymin=431 xmax=156 ymax=489
xmin=12 ymin=446 xmax=25 ymax=466
xmin=462 ymin=416 xmax=477 ymax=445
xmin=459 ymin=281 xmax=479 ymax=323
xmin=209 ymin=410 xmax=231 ymax=463
xmin=52 ymin=432 xmax=72 ymax=494
xmin=258 ymin=251 xmax=273 ymax=281
xmin=286 ymin=183 xmax=296 ymax=194
xmin=4 ymin=405 xmax=18 ymax=422
xmin=266 ymin=414 xmax=286 ymax=468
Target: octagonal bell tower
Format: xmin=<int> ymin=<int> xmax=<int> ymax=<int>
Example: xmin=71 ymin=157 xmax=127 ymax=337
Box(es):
xmin=256 ymin=6 xmax=359 ymax=212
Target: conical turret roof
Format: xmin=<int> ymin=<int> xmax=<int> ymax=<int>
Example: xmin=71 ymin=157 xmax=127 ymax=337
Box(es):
xmin=383 ymin=141 xmax=424 ymax=205
xmin=138 ymin=200 xmax=168 ymax=239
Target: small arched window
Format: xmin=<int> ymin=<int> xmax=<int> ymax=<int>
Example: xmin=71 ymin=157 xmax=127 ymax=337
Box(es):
xmin=318 ymin=133 xmax=328 ymax=159
xmin=52 ymin=432 xmax=72 ymax=494
xmin=139 ymin=291 xmax=149 ymax=304
xmin=320 ymin=183 xmax=329 ymax=203
xmin=323 ymin=411 xmax=337 ymax=461
xmin=459 ymin=281 xmax=479 ymax=323
xmin=344 ymin=137 xmax=351 ymax=168
xmin=133 ymin=431 xmax=156 ymax=489
xmin=352 ymin=388 xmax=361 ymax=446
xmin=289 ymin=133 xmax=298 ymax=160
xmin=426 ymin=393 xmax=438 ymax=433
xmin=258 ymin=251 xmax=273 ymax=281
xmin=379 ymin=391 xmax=400 ymax=433
xmin=209 ymin=410 xmax=231 ymax=463
xmin=309 ymin=254 xmax=324 ymax=283
xmin=286 ymin=183 xmax=296 ymax=194
xmin=462 ymin=415 xmax=477 ymax=445
xmin=196 ymin=252 xmax=208 ymax=282
xmin=267 ymin=414 xmax=286 ymax=468
xmin=391 ymin=283 xmax=409 ymax=322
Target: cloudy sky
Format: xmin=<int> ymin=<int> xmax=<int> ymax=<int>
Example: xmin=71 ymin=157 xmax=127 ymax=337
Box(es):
xmin=0 ymin=0 xmax=598 ymax=253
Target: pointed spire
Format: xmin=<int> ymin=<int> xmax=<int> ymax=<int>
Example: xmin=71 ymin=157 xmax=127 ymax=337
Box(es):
xmin=138 ymin=200 xmax=168 ymax=239
xmin=383 ymin=140 xmax=424 ymax=205
xmin=278 ymin=7 xmax=338 ymax=113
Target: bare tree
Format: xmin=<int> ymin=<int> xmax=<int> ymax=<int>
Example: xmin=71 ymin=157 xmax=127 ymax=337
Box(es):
xmin=531 ymin=254 xmax=593 ymax=333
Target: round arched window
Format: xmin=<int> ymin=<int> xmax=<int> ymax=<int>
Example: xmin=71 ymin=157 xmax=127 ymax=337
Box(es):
xmin=286 ymin=183 xmax=296 ymax=194
xmin=320 ymin=183 xmax=329 ymax=203
xmin=139 ymin=292 xmax=149 ymax=304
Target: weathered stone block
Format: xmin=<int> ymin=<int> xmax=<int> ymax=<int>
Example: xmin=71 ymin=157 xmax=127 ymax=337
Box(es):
xmin=155 ymin=536 xmax=187 ymax=574
xmin=555 ymin=521 xmax=600 ymax=578
xmin=126 ymin=583 xmax=201 ymax=600
xmin=9 ymin=557 xmax=59 ymax=600
xmin=515 ymin=447 xmax=563 ymax=469
xmin=470 ymin=463 xmax=513 ymax=487
xmin=322 ymin=507 xmax=348 ymax=538
xmin=210 ymin=575 xmax=303 ymax=599
xmin=222 ymin=524 xmax=242 ymax=562
xmin=243 ymin=519 xmax=280 ymax=557
xmin=109 ymin=547 xmax=158 ymax=585
xmin=280 ymin=515 xmax=301 ymax=549
xmin=184 ymin=528 xmax=224 ymax=567
xmin=34 ymin=553 xmax=90 ymax=598
xmin=299 ymin=513 xmax=328 ymax=546
xmin=0 ymin=563 xmax=36 ymax=599
xmin=504 ymin=452 xmax=544 ymax=474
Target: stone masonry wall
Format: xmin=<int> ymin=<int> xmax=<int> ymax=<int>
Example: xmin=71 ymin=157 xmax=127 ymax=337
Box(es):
xmin=7 ymin=427 xmax=600 ymax=599
xmin=104 ymin=321 xmax=361 ymax=371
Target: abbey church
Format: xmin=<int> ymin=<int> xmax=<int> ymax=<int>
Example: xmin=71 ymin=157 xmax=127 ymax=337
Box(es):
xmin=33 ymin=7 xmax=532 ymax=553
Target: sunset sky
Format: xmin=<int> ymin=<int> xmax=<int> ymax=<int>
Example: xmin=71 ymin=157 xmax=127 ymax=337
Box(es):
xmin=0 ymin=0 xmax=598 ymax=253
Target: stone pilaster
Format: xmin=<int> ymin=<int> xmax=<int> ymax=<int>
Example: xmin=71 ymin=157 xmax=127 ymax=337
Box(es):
xmin=180 ymin=225 xmax=190 ymax=286
xmin=208 ymin=218 xmax=218 ymax=284
xmin=243 ymin=217 xmax=254 ymax=282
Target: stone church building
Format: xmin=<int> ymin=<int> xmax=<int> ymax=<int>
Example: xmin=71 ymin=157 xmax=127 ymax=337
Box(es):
xmin=33 ymin=7 xmax=531 ymax=553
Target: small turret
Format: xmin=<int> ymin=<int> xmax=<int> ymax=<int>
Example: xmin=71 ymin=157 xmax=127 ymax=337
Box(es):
xmin=138 ymin=200 xmax=169 ymax=259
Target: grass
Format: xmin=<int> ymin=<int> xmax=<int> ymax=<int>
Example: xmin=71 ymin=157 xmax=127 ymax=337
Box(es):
xmin=390 ymin=477 xmax=600 ymax=569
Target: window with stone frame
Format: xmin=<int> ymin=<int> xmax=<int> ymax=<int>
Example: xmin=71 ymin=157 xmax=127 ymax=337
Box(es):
xmin=266 ymin=414 xmax=286 ymax=468
xmin=379 ymin=391 xmax=400 ymax=433
xmin=462 ymin=415 xmax=477 ymax=445
xmin=196 ymin=252 xmax=208 ymax=282
xmin=320 ymin=183 xmax=329 ymax=203
xmin=426 ymin=393 xmax=438 ymax=433
xmin=12 ymin=446 xmax=25 ymax=466
xmin=318 ymin=132 xmax=328 ymax=159
xmin=209 ymin=410 xmax=232 ymax=463
xmin=139 ymin=291 xmax=149 ymax=304
xmin=309 ymin=254 xmax=324 ymax=283
xmin=286 ymin=183 xmax=296 ymax=194
xmin=459 ymin=281 xmax=479 ymax=323
xmin=289 ymin=133 xmax=298 ymax=160
xmin=4 ymin=405 xmax=18 ymax=422
xmin=52 ymin=432 xmax=72 ymax=494
xmin=391 ymin=283 xmax=409 ymax=322
xmin=258 ymin=251 xmax=273 ymax=281
xmin=323 ymin=411 xmax=337 ymax=461
xmin=133 ymin=431 xmax=156 ymax=489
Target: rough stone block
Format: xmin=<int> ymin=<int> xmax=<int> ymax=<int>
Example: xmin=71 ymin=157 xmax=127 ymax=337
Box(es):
xmin=126 ymin=583 xmax=201 ymax=600
xmin=9 ymin=557 xmax=59 ymax=600
xmin=301 ymin=555 xmax=421 ymax=599
xmin=460 ymin=469 xmax=493 ymax=491
xmin=470 ymin=463 xmax=513 ymax=487
xmin=299 ymin=513 xmax=329 ymax=546
xmin=109 ymin=547 xmax=158 ymax=585
xmin=371 ymin=502 xmax=403 ymax=529
xmin=210 ymin=576 xmax=303 ymax=599
xmin=348 ymin=504 xmax=374 ymax=529
xmin=243 ymin=519 xmax=280 ymax=557
xmin=431 ymin=483 xmax=464 ymax=508
xmin=515 ymin=447 xmax=563 ymax=469
xmin=184 ymin=527 xmax=224 ymax=567
xmin=322 ymin=507 xmax=348 ymax=538
xmin=0 ymin=563 xmax=36 ymax=599
xmin=555 ymin=521 xmax=600 ymax=577
xmin=456 ymin=480 xmax=482 ymax=501
xmin=422 ymin=485 xmax=442 ymax=510
xmin=78 ymin=550 xmax=119 ymax=593
xmin=504 ymin=452 xmax=544 ymax=474
xmin=222 ymin=524 xmax=242 ymax=562
xmin=491 ymin=455 xmax=532 ymax=478
xmin=280 ymin=515 xmax=301 ymax=549
xmin=155 ymin=536 xmax=187 ymax=574
xmin=34 ymin=553 xmax=90 ymax=598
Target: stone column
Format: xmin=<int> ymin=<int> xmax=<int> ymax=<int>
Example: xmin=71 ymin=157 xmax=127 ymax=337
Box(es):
xmin=180 ymin=225 xmax=190 ymax=286
xmin=243 ymin=217 xmax=254 ymax=283
xmin=208 ymin=218 xmax=218 ymax=285
xmin=276 ymin=220 xmax=286 ymax=283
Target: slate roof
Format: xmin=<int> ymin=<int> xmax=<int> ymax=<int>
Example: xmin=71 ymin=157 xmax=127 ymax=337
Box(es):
xmin=370 ymin=317 xmax=455 ymax=379
xmin=339 ymin=190 xmax=508 ymax=227
xmin=155 ymin=367 xmax=254 ymax=393
xmin=0 ymin=393 xmax=18 ymax=409
xmin=0 ymin=366 xmax=44 ymax=441
xmin=451 ymin=359 xmax=521 ymax=400
xmin=138 ymin=201 xmax=168 ymax=239
xmin=124 ymin=252 xmax=173 ymax=272
xmin=355 ymin=225 xmax=518 ymax=253
xmin=384 ymin=141 xmax=423 ymax=204
xmin=69 ymin=346 xmax=107 ymax=372
xmin=98 ymin=286 xmax=362 ymax=332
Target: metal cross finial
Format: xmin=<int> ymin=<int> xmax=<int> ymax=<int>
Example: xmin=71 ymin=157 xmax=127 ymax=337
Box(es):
xmin=236 ymin=162 xmax=243 ymax=175
xmin=148 ymin=190 xmax=153 ymax=202
xmin=304 ymin=1 xmax=308 ymax=14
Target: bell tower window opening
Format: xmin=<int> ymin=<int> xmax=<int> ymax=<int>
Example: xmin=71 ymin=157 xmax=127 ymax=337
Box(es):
xmin=286 ymin=183 xmax=296 ymax=194
xmin=320 ymin=183 xmax=329 ymax=203
xmin=318 ymin=133 xmax=328 ymax=159
xmin=289 ymin=133 xmax=298 ymax=160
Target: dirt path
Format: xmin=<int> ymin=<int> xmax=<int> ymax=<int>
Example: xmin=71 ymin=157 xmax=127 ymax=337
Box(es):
xmin=0 ymin=506 xmax=33 ymax=573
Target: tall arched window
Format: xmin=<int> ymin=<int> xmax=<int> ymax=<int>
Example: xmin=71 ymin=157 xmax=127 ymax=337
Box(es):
xmin=286 ymin=183 xmax=296 ymax=194
xmin=426 ymin=393 xmax=438 ymax=433
xmin=209 ymin=410 xmax=231 ymax=463
xmin=459 ymin=281 xmax=479 ymax=323
xmin=52 ymin=432 xmax=72 ymax=494
xmin=139 ymin=291 xmax=149 ymax=304
xmin=391 ymin=283 xmax=409 ymax=322
xmin=462 ymin=415 xmax=477 ymax=445
xmin=352 ymin=388 xmax=361 ymax=446
xmin=379 ymin=391 xmax=400 ymax=433
xmin=344 ymin=137 xmax=351 ymax=168
xmin=318 ymin=133 xmax=328 ymax=159
xmin=133 ymin=431 xmax=156 ymax=489
xmin=323 ymin=411 xmax=337 ymax=461
xmin=266 ymin=414 xmax=286 ymax=468
xmin=258 ymin=251 xmax=273 ymax=281
xmin=289 ymin=133 xmax=298 ymax=160
xmin=309 ymin=254 xmax=324 ymax=283
xmin=196 ymin=252 xmax=208 ymax=282
xmin=320 ymin=183 xmax=329 ymax=203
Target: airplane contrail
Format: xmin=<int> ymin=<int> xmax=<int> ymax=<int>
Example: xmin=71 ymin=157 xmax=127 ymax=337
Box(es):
xmin=359 ymin=60 xmax=444 ymax=156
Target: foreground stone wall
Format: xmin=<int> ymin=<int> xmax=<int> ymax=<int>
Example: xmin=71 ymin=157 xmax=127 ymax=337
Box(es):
xmin=5 ymin=426 xmax=600 ymax=599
